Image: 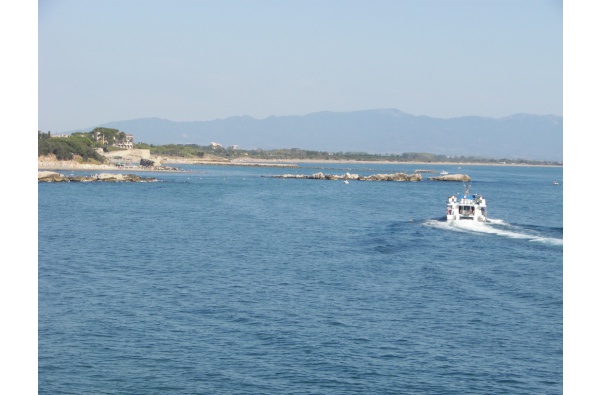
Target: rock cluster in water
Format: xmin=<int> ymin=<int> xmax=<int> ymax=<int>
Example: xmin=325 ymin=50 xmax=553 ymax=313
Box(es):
xmin=269 ymin=172 xmax=472 ymax=182
xmin=38 ymin=171 xmax=158 ymax=183
xmin=268 ymin=172 xmax=423 ymax=182
xmin=427 ymin=174 xmax=471 ymax=182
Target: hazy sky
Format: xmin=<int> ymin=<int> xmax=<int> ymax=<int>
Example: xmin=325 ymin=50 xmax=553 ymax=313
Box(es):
xmin=38 ymin=0 xmax=563 ymax=133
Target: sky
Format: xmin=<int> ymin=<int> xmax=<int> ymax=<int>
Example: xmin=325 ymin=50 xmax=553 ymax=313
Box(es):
xmin=38 ymin=0 xmax=563 ymax=133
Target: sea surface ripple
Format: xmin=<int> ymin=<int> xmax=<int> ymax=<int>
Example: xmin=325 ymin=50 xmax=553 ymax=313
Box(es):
xmin=39 ymin=164 xmax=563 ymax=394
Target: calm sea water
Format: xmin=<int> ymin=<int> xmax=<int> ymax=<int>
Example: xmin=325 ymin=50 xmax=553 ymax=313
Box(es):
xmin=38 ymin=163 xmax=563 ymax=394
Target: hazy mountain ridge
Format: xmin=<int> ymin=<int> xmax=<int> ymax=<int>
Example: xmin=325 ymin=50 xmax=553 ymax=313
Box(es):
xmin=75 ymin=109 xmax=562 ymax=161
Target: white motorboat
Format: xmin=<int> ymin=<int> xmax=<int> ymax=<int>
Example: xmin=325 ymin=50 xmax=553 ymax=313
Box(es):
xmin=446 ymin=185 xmax=488 ymax=222
xmin=440 ymin=170 xmax=449 ymax=175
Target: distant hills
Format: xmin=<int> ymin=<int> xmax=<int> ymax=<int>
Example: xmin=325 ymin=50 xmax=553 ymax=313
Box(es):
xmin=73 ymin=109 xmax=563 ymax=162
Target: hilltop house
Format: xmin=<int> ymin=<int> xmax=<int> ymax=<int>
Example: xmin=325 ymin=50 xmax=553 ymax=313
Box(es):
xmin=115 ymin=134 xmax=134 ymax=150
xmin=93 ymin=130 xmax=134 ymax=150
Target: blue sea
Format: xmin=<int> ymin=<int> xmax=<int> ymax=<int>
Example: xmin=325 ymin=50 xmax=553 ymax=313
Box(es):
xmin=38 ymin=163 xmax=563 ymax=394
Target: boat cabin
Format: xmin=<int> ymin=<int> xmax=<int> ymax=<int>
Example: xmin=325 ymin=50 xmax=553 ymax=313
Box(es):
xmin=446 ymin=187 xmax=488 ymax=222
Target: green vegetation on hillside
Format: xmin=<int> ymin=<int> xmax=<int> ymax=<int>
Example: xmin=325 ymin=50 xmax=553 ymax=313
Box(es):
xmin=134 ymin=142 xmax=562 ymax=166
xmin=38 ymin=131 xmax=107 ymax=162
xmin=72 ymin=127 xmax=127 ymax=145
xmin=37 ymin=130 xmax=562 ymax=166
xmin=38 ymin=127 xmax=137 ymax=163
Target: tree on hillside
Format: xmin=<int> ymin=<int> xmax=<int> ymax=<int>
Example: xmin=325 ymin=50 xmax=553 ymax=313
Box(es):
xmin=90 ymin=127 xmax=126 ymax=146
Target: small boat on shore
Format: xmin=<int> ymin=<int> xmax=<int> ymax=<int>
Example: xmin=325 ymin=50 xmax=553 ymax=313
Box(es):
xmin=446 ymin=185 xmax=488 ymax=222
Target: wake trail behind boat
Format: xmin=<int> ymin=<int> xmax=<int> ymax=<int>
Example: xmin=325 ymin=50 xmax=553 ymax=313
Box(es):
xmin=425 ymin=218 xmax=563 ymax=246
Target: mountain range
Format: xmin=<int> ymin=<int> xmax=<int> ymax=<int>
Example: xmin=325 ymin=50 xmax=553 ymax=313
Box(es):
xmin=76 ymin=109 xmax=563 ymax=161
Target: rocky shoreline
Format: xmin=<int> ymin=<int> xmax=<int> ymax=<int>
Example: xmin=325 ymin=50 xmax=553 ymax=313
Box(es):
xmin=38 ymin=171 xmax=159 ymax=183
xmin=38 ymin=168 xmax=472 ymax=183
xmin=37 ymin=151 xmax=474 ymax=183
xmin=38 ymin=154 xmax=182 ymax=172
xmin=37 ymin=154 xmax=298 ymax=171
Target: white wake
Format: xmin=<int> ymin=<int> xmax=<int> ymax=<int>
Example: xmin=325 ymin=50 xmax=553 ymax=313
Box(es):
xmin=425 ymin=218 xmax=563 ymax=246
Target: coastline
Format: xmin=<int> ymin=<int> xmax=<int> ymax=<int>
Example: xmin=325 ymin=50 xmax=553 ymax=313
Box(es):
xmin=228 ymin=158 xmax=562 ymax=168
xmin=38 ymin=156 xmax=562 ymax=172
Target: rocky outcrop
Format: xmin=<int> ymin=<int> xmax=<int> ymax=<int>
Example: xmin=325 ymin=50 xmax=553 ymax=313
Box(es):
xmin=362 ymin=172 xmax=422 ymax=181
xmin=140 ymin=158 xmax=159 ymax=167
xmin=428 ymin=174 xmax=471 ymax=182
xmin=269 ymin=172 xmax=423 ymax=182
xmin=38 ymin=171 xmax=158 ymax=182
xmin=38 ymin=171 xmax=69 ymax=182
xmin=415 ymin=169 xmax=437 ymax=173
xmin=269 ymin=171 xmax=472 ymax=182
xmin=102 ymin=149 xmax=168 ymax=168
